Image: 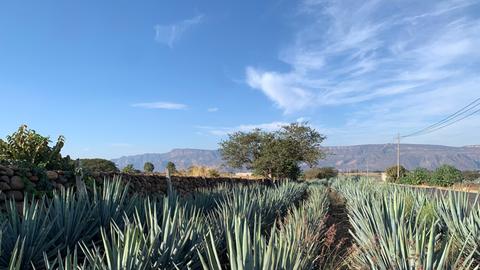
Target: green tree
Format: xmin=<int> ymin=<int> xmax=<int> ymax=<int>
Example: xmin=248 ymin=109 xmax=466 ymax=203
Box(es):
xmin=219 ymin=122 xmax=326 ymax=180
xmin=144 ymin=162 xmax=155 ymax=173
xmin=207 ymin=168 xmax=221 ymax=177
xmin=0 ymin=124 xmax=73 ymax=170
xmin=80 ymin=159 xmax=119 ymax=173
xmin=122 ymin=164 xmax=136 ymax=174
xmin=385 ymin=165 xmax=407 ymax=182
xmin=166 ymin=161 xmax=177 ymax=174
xmin=304 ymin=167 xmax=338 ymax=180
xmin=400 ymin=167 xmax=430 ymax=185
xmin=432 ymin=164 xmax=463 ymax=186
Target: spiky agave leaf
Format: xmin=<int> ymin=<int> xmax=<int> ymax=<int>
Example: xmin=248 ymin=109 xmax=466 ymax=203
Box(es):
xmin=336 ymin=180 xmax=479 ymax=270
xmin=0 ymin=197 xmax=60 ymax=269
xmin=43 ymin=249 xmax=86 ymax=270
xmin=200 ymin=214 xmax=311 ymax=270
xmin=49 ymin=187 xmax=98 ymax=255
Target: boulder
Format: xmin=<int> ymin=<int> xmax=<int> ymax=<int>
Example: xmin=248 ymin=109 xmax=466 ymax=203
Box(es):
xmin=6 ymin=191 xmax=23 ymax=201
xmin=0 ymin=175 xmax=9 ymax=183
xmin=10 ymin=176 xmax=25 ymax=190
xmin=4 ymin=168 xmax=14 ymax=177
xmin=0 ymin=182 xmax=11 ymax=191
xmin=57 ymin=176 xmax=68 ymax=184
xmin=46 ymin=171 xmax=59 ymax=180
xmin=29 ymin=175 xmax=39 ymax=182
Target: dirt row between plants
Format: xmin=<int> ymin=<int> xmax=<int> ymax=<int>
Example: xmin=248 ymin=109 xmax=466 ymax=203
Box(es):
xmin=316 ymin=189 xmax=353 ymax=269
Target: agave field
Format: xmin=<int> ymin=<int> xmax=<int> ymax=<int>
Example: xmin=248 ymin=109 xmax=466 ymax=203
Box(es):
xmin=0 ymin=176 xmax=479 ymax=269
xmin=0 ymin=177 xmax=334 ymax=269
xmin=333 ymin=178 xmax=480 ymax=269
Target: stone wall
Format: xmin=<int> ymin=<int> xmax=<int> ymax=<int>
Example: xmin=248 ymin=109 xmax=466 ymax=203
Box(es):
xmin=0 ymin=165 xmax=269 ymax=203
xmin=90 ymin=172 xmax=270 ymax=196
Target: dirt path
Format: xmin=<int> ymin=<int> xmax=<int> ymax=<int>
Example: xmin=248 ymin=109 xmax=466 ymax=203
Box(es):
xmin=317 ymin=189 xmax=353 ymax=269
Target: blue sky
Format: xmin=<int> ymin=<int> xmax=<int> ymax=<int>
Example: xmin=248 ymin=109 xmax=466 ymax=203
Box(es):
xmin=0 ymin=0 xmax=479 ymax=159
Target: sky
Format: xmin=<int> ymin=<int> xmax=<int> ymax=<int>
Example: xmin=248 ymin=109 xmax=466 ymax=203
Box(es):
xmin=0 ymin=0 xmax=479 ymax=159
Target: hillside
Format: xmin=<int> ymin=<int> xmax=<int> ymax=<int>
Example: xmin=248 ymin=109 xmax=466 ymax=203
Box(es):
xmin=111 ymin=144 xmax=480 ymax=172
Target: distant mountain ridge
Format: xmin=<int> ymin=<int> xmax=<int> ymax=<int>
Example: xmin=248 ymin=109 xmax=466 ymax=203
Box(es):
xmin=111 ymin=144 xmax=480 ymax=172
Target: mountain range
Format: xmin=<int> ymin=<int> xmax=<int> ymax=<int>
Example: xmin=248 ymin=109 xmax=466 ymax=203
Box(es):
xmin=111 ymin=144 xmax=480 ymax=172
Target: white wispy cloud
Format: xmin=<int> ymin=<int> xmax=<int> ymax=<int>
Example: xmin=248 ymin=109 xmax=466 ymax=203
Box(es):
xmin=207 ymin=107 xmax=219 ymax=112
xmin=131 ymin=102 xmax=188 ymax=110
xmin=196 ymin=121 xmax=290 ymax=136
xmin=246 ymin=0 xmax=480 ymax=115
xmin=154 ymin=14 xmax=204 ymax=47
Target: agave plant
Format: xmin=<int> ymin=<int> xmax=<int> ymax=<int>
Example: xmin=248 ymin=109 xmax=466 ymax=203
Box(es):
xmin=0 ymin=198 xmax=60 ymax=269
xmin=200 ymin=215 xmax=310 ymax=270
xmin=81 ymin=195 xmax=204 ymax=269
xmin=437 ymin=191 xmax=480 ymax=265
xmin=43 ymin=249 xmax=85 ymax=270
xmin=336 ymin=180 xmax=479 ymax=269
xmin=92 ymin=177 xmax=136 ymax=230
xmin=48 ymin=187 xmax=98 ymax=255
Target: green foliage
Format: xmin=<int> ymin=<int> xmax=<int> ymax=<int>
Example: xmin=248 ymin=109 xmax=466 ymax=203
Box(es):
xmin=166 ymin=161 xmax=177 ymax=174
xmin=80 ymin=158 xmax=119 ymax=173
xmin=431 ymin=164 xmax=463 ymax=186
xmin=220 ymin=122 xmax=326 ymax=180
xmin=143 ymin=162 xmax=154 ymax=173
xmin=122 ymin=164 xmax=136 ymax=174
xmin=400 ymin=167 xmax=431 ymax=185
xmin=385 ymin=165 xmax=407 ymax=182
xmin=207 ymin=168 xmax=220 ymax=177
xmin=0 ymin=125 xmax=73 ymax=170
xmin=304 ymin=167 xmax=338 ymax=180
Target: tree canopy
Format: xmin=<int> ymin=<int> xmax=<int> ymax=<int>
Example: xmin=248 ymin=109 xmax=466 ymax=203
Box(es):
xmin=144 ymin=162 xmax=155 ymax=173
xmin=166 ymin=161 xmax=177 ymax=174
xmin=219 ymin=122 xmax=326 ymax=180
xmin=122 ymin=164 xmax=136 ymax=174
xmin=80 ymin=159 xmax=119 ymax=173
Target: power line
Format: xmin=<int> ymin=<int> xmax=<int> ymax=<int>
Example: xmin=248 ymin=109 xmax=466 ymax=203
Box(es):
xmin=405 ymin=107 xmax=480 ymax=137
xmin=402 ymin=97 xmax=480 ymax=138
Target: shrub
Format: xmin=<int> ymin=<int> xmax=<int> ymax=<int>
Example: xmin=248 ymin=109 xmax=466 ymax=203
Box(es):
xmin=122 ymin=164 xmax=136 ymax=174
xmin=304 ymin=167 xmax=339 ymax=180
xmin=143 ymin=162 xmax=154 ymax=173
xmin=431 ymin=164 xmax=463 ymax=186
xmin=166 ymin=161 xmax=177 ymax=174
xmin=400 ymin=167 xmax=430 ymax=185
xmin=207 ymin=168 xmax=220 ymax=177
xmin=0 ymin=125 xmax=73 ymax=170
xmin=80 ymin=159 xmax=119 ymax=173
xmin=385 ymin=165 xmax=407 ymax=182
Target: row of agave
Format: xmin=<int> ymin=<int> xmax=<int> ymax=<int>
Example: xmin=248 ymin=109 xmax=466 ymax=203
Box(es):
xmin=0 ymin=176 xmax=330 ymax=269
xmin=333 ymin=178 xmax=480 ymax=269
xmin=199 ymin=183 xmax=330 ymax=270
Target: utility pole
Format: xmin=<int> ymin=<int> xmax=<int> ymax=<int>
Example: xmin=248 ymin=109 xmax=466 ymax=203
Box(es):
xmin=397 ymin=133 xmax=400 ymax=181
